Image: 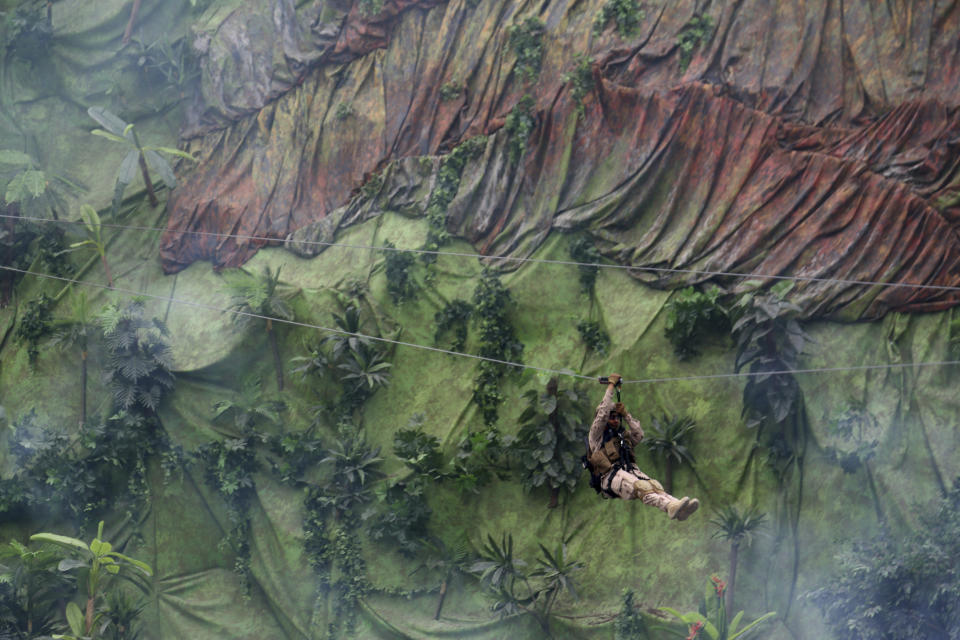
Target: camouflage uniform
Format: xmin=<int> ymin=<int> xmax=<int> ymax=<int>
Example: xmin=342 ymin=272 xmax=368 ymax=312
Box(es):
xmin=588 ymin=385 xmax=698 ymax=520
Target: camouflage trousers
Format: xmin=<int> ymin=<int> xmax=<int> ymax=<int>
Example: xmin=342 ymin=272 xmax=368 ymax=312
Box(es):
xmin=602 ymin=466 xmax=677 ymax=513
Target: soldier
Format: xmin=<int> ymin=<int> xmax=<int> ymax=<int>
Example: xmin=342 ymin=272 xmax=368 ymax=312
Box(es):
xmin=587 ymin=373 xmax=699 ymax=520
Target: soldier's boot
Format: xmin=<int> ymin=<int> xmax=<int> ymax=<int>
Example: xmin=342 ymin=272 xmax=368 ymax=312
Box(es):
xmin=669 ymin=497 xmax=700 ymax=521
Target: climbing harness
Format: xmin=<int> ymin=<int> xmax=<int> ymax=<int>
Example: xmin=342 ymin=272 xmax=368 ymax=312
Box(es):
xmin=582 ymin=376 xmax=632 ymax=497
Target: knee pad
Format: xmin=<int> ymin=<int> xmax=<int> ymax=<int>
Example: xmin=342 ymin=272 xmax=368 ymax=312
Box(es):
xmin=633 ymin=477 xmax=664 ymax=499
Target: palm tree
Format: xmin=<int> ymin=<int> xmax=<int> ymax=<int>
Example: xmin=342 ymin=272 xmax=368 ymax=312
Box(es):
xmin=417 ymin=534 xmax=473 ymax=620
xmin=49 ymin=292 xmax=97 ymax=426
xmin=531 ymin=535 xmax=584 ymax=634
xmin=710 ymin=505 xmax=767 ymax=614
xmin=644 ymin=413 xmax=696 ymax=494
xmin=225 ymin=266 xmax=296 ymax=391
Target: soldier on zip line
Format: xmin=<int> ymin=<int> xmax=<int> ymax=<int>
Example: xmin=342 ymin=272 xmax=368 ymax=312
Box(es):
xmin=584 ymin=373 xmax=700 ymax=520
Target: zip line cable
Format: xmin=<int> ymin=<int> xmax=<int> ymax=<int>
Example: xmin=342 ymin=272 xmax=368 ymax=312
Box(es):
xmin=5 ymin=212 xmax=960 ymax=294
xmin=5 ymin=264 xmax=960 ymax=385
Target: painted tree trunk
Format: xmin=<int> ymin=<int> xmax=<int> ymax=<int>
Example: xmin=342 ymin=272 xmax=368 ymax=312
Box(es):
xmin=100 ymin=251 xmax=114 ymax=287
xmin=137 ymin=151 xmax=159 ymax=207
xmin=80 ymin=349 xmax=87 ymax=425
xmin=122 ymin=0 xmax=141 ymax=45
xmin=727 ymin=540 xmax=740 ymax=614
xmin=267 ymin=319 xmax=283 ymax=391
xmin=433 ymin=578 xmax=447 ymax=619
xmin=664 ymin=457 xmax=674 ymax=495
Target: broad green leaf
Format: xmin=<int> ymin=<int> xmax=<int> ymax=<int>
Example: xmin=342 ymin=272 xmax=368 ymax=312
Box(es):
xmin=110 ymin=552 xmax=153 ymax=576
xmin=117 ymin=149 xmax=139 ymax=186
xmin=65 ymin=601 xmax=85 ymax=635
xmin=89 ymin=539 xmax=104 ymax=555
xmin=5 ymin=170 xmax=46 ymax=204
xmin=88 ymin=106 xmax=129 ymax=137
xmin=145 ymin=145 xmax=197 ymax=161
xmin=144 ymin=149 xmax=176 ymax=189
xmin=0 ymin=150 xmax=33 ymax=166
xmin=91 ymin=129 xmax=130 ymax=145
xmin=105 ymin=563 xmax=120 ymax=574
xmin=730 ymin=611 xmax=776 ymax=639
xmin=58 ymin=558 xmax=88 ymax=572
xmin=728 ymin=610 xmax=744 ymax=634
xmin=79 ymin=205 xmax=101 ymax=234
xmin=30 ymin=532 xmax=89 ymax=552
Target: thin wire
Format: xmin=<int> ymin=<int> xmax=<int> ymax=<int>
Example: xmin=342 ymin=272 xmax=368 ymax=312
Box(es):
xmin=6 ymin=212 xmax=960 ymax=294
xmin=0 ymin=265 xmax=594 ymax=381
xmin=5 ymin=264 xmax=960 ymax=385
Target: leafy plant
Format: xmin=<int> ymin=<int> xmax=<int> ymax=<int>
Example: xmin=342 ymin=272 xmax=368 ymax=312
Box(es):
xmin=507 ymin=17 xmax=545 ymax=82
xmin=562 ymin=53 xmax=594 ymax=118
xmin=615 ymin=590 xmax=650 ymax=639
xmin=0 ymin=149 xmax=47 ymax=207
xmin=99 ymin=299 xmax=175 ymax=415
xmin=439 ymin=81 xmax=462 ymax=102
xmin=418 ymin=534 xmax=473 ymax=620
xmin=471 ymin=532 xmax=529 ymax=599
xmin=212 ymin=376 xmax=286 ymax=433
xmin=664 ymin=286 xmax=729 ymax=360
xmin=15 ymin=292 xmax=54 ymax=364
xmin=127 ymin=33 xmax=200 ymax=98
xmin=36 ymin=225 xmax=73 ymax=278
xmin=577 ymin=320 xmax=610 ymax=356
xmin=450 ymin=426 xmax=510 ymax=493
xmin=382 ymin=240 xmax=417 ymax=303
xmin=593 ymin=0 xmax=644 ymax=37
xmin=731 ymin=282 xmax=810 ymax=480
xmin=265 ymin=428 xmax=325 ymax=487
xmin=334 ymin=101 xmax=354 ymax=121
xmin=31 ymin=521 xmax=152 ymax=639
xmin=660 ymin=577 xmax=775 ymax=640
xmin=434 ymin=299 xmax=473 ymax=351
xmin=420 ymin=135 xmax=488 ymax=268
xmin=471 ymin=268 xmax=524 ymax=426
xmin=357 ymin=0 xmax=384 ymax=16
xmin=677 ymin=13 xmax=714 ymax=72
xmin=709 ymin=505 xmax=767 ymax=614
xmin=393 ymin=418 xmax=445 ymax=479
xmin=49 ymin=292 xmax=98 ymax=425
xmin=644 ymin=413 xmax=696 ymax=495
xmin=823 ymin=403 xmax=884 ymax=523
xmin=0 ymin=538 xmax=75 ymax=637
xmin=568 ymin=236 xmax=602 ymax=292
xmin=512 ymin=378 xmax=589 ymax=507
xmin=364 ymin=475 xmax=431 ymax=556
xmin=194 ymin=429 xmax=262 ymax=593
xmin=87 ymin=106 xmax=195 ymax=213
xmin=808 ymin=479 xmax=960 ymax=640
xmin=225 ymin=266 xmax=296 ymax=392
xmin=70 ymin=204 xmax=114 ymax=287
xmin=314 ymin=424 xmax=384 ymax=518
xmin=504 ymin=94 xmax=536 ymax=166
xmin=529 ymin=534 xmax=584 ymax=633
xmin=3 ymin=1 xmax=53 ymax=59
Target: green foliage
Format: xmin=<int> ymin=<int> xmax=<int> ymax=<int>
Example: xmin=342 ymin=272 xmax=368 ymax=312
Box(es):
xmin=212 ymin=376 xmax=286 ymax=433
xmin=664 ymin=286 xmax=729 ymax=360
xmin=36 ymin=225 xmax=72 ymax=278
xmin=451 ymin=426 xmax=510 ymax=493
xmin=507 ymin=17 xmax=545 ymax=82
xmin=504 ymin=94 xmax=536 ymax=166
xmin=677 ymin=14 xmax=714 ymax=72
xmin=325 ymin=526 xmax=370 ymax=639
xmin=471 ymin=268 xmax=524 ymax=425
xmin=15 ymin=292 xmax=53 ymax=364
xmin=710 ymin=505 xmax=767 ymax=547
xmin=314 ymin=424 xmax=385 ymax=517
xmin=359 ymin=168 xmax=384 ymax=200
xmin=529 ymin=535 xmax=584 ymax=627
xmin=577 ymin=320 xmax=609 ymax=356
xmin=225 ymin=266 xmax=297 ymax=391
xmin=568 ymin=235 xmax=601 ymax=292
xmin=660 ymin=577 xmax=775 ymax=639
xmin=393 ymin=418 xmax=445 ymax=478
xmin=70 ymin=204 xmax=113 ymax=286
xmin=127 ymin=33 xmax=200 ymax=98
xmin=334 ymin=101 xmax=354 ymax=121
xmin=0 ymin=538 xmax=75 ymax=638
xmin=562 ymin=53 xmax=594 ymax=118
xmin=511 ymin=379 xmax=589 ymax=504
xmin=32 ymin=521 xmax=152 ymax=639
xmin=645 ymin=413 xmax=696 ymax=494
xmin=421 ymin=135 xmax=487 ymax=266
xmin=88 ymin=107 xmax=195 ymax=213
xmin=2 ymin=1 xmax=52 ymax=59
xmin=439 ymin=81 xmax=462 ymax=102
xmin=364 ymin=475 xmax=431 ymax=557
xmin=99 ymin=300 xmax=175 ymax=415
xmin=615 ymin=590 xmax=649 ymax=639
xmin=593 ymin=0 xmax=644 ymax=37
xmin=265 ymin=429 xmax=325 ymax=487
xmin=808 ymin=479 xmax=960 ymax=640
xmin=435 ymin=299 xmax=474 ymax=351
xmin=824 ymin=403 xmax=879 ymax=473
xmin=732 ymin=282 xmax=810 ymax=479
xmin=382 ymin=240 xmax=418 ymax=303
xmin=194 ymin=428 xmax=262 ymax=593
xmin=356 ymin=0 xmax=384 ymax=17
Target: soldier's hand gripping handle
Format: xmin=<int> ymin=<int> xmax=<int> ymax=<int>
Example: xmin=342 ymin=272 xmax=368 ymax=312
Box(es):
xmin=598 ymin=373 xmax=622 ymax=387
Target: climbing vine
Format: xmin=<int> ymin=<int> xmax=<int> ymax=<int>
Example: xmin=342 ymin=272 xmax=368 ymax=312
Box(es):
xmin=15 ymin=293 xmax=53 ymax=364
xmin=471 ymin=268 xmax=524 ymax=426
xmin=382 ymin=240 xmax=417 ymax=303
xmin=507 ymin=17 xmax=545 ymax=82
xmin=677 ymin=13 xmax=714 ymax=71
xmin=434 ymin=299 xmax=473 ymax=351
xmin=568 ymin=236 xmax=601 ymax=293
xmin=562 ymin=53 xmax=594 ymax=118
xmin=664 ymin=285 xmax=729 ymax=360
xmin=577 ymin=320 xmax=610 ymax=356
xmin=593 ymin=0 xmax=643 ymax=38
xmin=504 ymin=95 xmax=537 ymax=166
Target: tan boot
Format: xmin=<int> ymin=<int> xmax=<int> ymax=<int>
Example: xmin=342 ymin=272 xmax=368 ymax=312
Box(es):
xmin=667 ymin=497 xmax=690 ymax=520
xmin=676 ymin=498 xmax=700 ymax=521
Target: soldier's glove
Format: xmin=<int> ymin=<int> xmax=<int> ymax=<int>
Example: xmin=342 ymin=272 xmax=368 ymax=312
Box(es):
xmin=614 ymin=402 xmax=626 ymax=416
xmin=608 ymin=373 xmax=621 ymax=385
